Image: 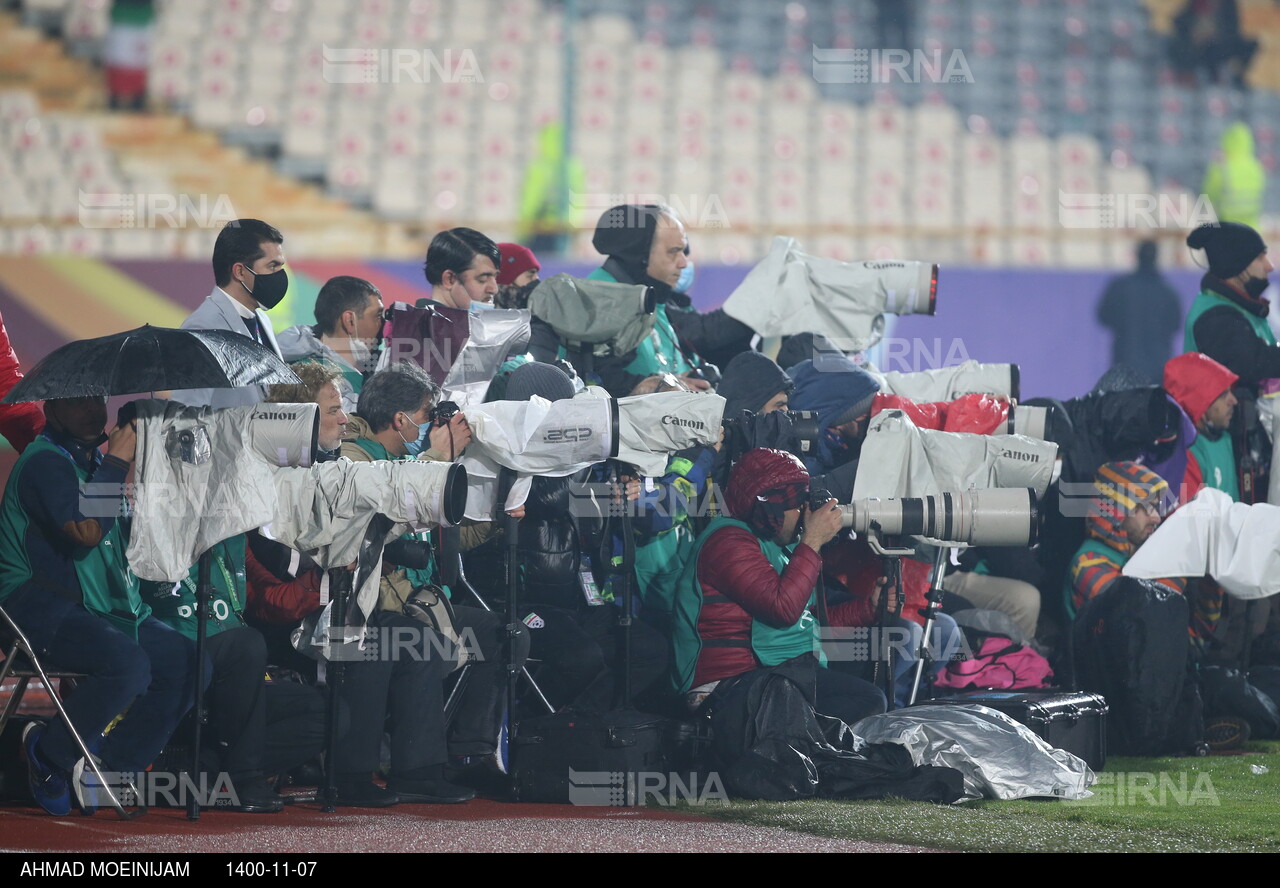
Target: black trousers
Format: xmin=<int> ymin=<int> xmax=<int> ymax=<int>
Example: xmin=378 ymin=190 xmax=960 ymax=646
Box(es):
xmin=200 ymin=626 xmax=325 ymax=781
xmin=331 ymin=610 xmax=449 ymax=779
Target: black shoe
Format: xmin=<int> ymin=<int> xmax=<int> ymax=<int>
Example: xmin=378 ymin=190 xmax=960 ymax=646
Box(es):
xmin=228 ymin=779 xmax=285 ymax=814
xmin=332 ymin=779 xmax=401 ymax=808
xmin=387 ymin=777 xmax=476 ymax=804
xmin=286 ymin=760 xmax=324 ymax=788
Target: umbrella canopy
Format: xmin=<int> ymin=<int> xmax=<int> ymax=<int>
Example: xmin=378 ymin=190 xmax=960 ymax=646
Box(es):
xmin=2 ymin=325 xmax=302 ymax=403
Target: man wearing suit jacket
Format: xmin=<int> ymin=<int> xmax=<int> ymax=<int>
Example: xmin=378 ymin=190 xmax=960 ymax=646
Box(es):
xmin=172 ymin=219 xmax=288 ymax=408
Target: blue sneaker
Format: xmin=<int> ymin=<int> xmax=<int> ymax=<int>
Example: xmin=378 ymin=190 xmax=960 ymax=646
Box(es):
xmin=21 ymin=723 xmax=71 ymax=817
xmin=72 ymin=756 xmax=119 ymax=816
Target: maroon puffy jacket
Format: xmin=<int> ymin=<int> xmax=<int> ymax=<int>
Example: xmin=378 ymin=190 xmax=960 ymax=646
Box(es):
xmin=691 ymin=526 xmax=867 ymax=687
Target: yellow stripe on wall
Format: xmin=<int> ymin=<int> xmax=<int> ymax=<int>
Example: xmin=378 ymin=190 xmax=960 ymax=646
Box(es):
xmin=46 ymin=257 xmax=186 ymax=329
xmin=0 ymin=258 xmax=136 ymax=341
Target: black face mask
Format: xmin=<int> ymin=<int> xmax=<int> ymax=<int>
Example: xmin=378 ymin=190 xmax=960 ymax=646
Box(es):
xmin=1245 ymin=276 xmax=1271 ymax=299
xmin=241 ymin=266 xmax=289 ymax=310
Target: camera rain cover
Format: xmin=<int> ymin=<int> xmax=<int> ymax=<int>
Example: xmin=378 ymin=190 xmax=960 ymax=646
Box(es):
xmin=441 ymin=307 xmax=531 ymax=408
xmin=852 ymin=410 xmax=1058 ymax=503
xmin=380 ymin=302 xmax=531 ymax=409
xmin=1124 ymin=487 xmax=1280 ymax=601
xmin=458 ymin=396 xmax=617 ymax=519
xmin=528 ymin=273 xmax=656 ymax=355
xmin=615 ymin=391 xmax=726 ymax=476
xmin=721 ymin=236 xmax=936 ymax=352
xmin=866 ymin=360 xmax=1019 ymax=402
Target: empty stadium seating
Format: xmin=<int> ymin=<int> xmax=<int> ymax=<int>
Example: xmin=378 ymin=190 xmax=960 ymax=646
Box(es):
xmin=6 ymin=0 xmax=1280 ymax=266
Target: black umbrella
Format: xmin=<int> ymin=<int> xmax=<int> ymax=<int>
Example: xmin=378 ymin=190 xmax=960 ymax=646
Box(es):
xmin=1 ymin=325 xmax=302 ymax=403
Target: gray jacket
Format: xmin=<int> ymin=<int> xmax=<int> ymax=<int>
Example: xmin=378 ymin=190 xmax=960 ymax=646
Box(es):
xmin=171 ymin=287 xmax=283 ymax=408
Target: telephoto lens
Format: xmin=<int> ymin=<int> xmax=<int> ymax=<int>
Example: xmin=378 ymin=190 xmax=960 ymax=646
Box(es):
xmin=835 ymin=487 xmax=1041 ymax=547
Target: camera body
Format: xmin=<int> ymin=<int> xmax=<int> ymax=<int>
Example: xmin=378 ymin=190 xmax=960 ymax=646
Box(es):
xmin=429 ymin=400 xmax=461 ymax=426
xmin=721 ymin=408 xmax=823 ymax=464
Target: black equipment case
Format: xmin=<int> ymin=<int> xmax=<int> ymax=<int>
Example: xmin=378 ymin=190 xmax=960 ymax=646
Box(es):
xmin=922 ymin=690 xmax=1108 ymax=771
xmin=511 ymin=709 xmax=669 ymax=805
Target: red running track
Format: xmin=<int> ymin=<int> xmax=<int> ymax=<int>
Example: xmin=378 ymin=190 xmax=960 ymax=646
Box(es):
xmin=0 ymin=797 xmax=944 ymax=853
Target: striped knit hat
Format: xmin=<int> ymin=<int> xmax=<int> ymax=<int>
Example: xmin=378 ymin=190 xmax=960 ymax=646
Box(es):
xmin=1087 ymin=461 xmax=1173 ymax=551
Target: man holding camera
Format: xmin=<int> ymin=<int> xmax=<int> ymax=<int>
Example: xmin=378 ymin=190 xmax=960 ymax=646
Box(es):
xmin=0 ymin=396 xmax=201 ymax=815
xmin=788 ymin=355 xmax=882 ymax=502
xmin=673 ymin=447 xmax=886 ymax=723
xmin=587 ymin=204 xmax=742 ymax=395
xmin=339 ymin=362 xmax=524 ymax=795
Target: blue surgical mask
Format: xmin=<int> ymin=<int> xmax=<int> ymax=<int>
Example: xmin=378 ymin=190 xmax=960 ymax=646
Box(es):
xmin=674 ymin=261 xmax=695 ymax=294
xmin=469 ymin=299 xmax=496 ymax=314
xmin=399 ymin=413 xmax=430 ymax=457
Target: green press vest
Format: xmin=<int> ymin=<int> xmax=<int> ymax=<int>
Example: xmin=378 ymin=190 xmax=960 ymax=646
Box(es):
xmin=670 ymin=516 xmax=823 ymax=694
xmin=0 ymin=437 xmax=149 ymax=638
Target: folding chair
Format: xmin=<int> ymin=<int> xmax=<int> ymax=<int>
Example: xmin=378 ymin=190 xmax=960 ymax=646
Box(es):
xmin=0 ymin=604 xmax=144 ymax=818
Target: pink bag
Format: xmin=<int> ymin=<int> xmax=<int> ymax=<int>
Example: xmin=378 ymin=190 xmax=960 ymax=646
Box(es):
xmin=935 ymin=636 xmax=1054 ymax=690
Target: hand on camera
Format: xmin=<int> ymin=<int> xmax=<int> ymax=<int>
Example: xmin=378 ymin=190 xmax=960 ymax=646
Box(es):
xmin=800 ymin=498 xmax=843 ymax=550
xmin=427 ymin=413 xmax=471 ymax=461
xmin=106 ymin=422 xmax=138 ymax=463
xmin=680 ymin=372 xmax=713 ymax=392
xmin=611 ymin=474 xmax=641 ymax=507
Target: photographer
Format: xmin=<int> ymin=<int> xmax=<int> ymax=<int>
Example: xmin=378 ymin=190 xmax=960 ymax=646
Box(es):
xmin=276 ymin=276 xmax=384 ymax=414
xmin=465 ymin=362 xmax=669 ymax=712
xmin=717 ymin=350 xmax=794 ymax=416
xmin=1067 ymin=462 xmax=1182 ymax=620
xmin=340 ymin=362 xmax=524 ymax=777
xmin=672 ymin=448 xmax=886 ymax=723
xmin=788 ymin=355 xmax=882 ymax=502
xmin=0 ymin=396 xmax=201 ymax=815
xmin=586 ymin=204 xmax=738 ymax=395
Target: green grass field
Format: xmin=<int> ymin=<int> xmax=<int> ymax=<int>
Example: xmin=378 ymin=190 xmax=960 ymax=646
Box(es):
xmin=696 ymin=743 xmax=1280 ymax=852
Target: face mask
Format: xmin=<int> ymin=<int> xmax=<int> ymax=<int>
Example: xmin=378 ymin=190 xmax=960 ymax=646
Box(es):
xmin=349 ymin=336 xmax=375 ymax=373
xmin=469 ymin=299 xmax=496 ymax=314
xmin=674 ymin=261 xmax=695 ymax=294
xmin=242 ymin=266 xmax=289 ymax=310
xmin=398 ymin=413 xmax=430 ymax=457
xmin=1245 ymin=276 xmax=1270 ymax=299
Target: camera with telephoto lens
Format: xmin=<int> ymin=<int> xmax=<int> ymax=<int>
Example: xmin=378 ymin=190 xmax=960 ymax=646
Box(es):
xmin=721 ymin=408 xmax=823 ymax=463
xmin=429 ymin=400 xmax=461 ymax=426
xmin=831 ymin=487 xmax=1041 ymax=547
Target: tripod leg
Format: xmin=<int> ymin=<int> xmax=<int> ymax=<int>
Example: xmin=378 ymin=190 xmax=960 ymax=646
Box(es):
xmin=907 ymin=547 xmax=951 ymax=707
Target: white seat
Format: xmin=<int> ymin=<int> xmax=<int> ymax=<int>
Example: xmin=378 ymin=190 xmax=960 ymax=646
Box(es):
xmin=1058 ymin=132 xmax=1102 ymax=172
xmin=580 ymin=14 xmax=635 ymax=46
xmin=382 ymin=129 xmax=420 ymax=159
xmin=619 ymin=157 xmax=663 ymax=196
xmin=107 ymin=228 xmax=179 ymax=259
xmin=282 ymin=99 xmax=329 ymax=158
xmin=765 ymin=177 xmax=808 ymax=227
xmin=327 ymin=156 xmax=373 ymax=193
xmin=1008 ymin=235 xmax=1051 ymax=267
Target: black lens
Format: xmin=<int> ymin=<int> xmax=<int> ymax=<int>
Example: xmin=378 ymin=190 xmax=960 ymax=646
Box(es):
xmin=790 ymin=410 xmax=821 ymax=445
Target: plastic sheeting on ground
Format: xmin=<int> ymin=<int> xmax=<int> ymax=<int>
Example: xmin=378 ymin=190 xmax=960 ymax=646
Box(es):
xmin=852 ymin=703 xmax=1095 ymax=801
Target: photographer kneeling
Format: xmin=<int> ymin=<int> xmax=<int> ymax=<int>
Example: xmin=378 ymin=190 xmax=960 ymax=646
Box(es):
xmin=336 ymin=362 xmax=523 ymax=799
xmin=672 ymin=448 xmax=886 ymax=723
